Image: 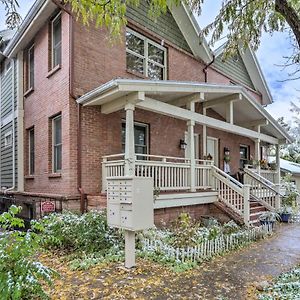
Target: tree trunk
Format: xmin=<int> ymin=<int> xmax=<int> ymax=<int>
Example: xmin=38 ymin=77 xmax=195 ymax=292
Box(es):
xmin=275 ymin=0 xmax=300 ymax=50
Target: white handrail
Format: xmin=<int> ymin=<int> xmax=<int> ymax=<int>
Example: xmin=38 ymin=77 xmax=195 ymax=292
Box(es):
xmin=244 ymin=168 xmax=275 ymax=188
xmin=212 ymin=166 xmax=243 ymax=188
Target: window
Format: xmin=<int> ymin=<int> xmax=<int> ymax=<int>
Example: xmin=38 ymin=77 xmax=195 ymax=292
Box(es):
xmin=26 ymin=45 xmax=34 ymax=90
xmin=4 ymin=131 xmax=12 ymax=147
xmin=126 ymin=28 xmax=167 ymax=80
xmin=122 ymin=122 xmax=149 ymax=158
xmin=240 ymin=145 xmax=249 ymax=169
xmin=28 ymin=128 xmax=35 ymax=175
xmin=50 ymin=13 xmax=62 ymax=69
xmin=52 ymin=115 xmax=62 ymax=172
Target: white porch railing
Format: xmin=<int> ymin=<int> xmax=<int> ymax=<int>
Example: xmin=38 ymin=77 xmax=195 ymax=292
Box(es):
xmin=244 ymin=168 xmax=280 ymax=210
xmin=244 ymin=165 xmax=278 ymax=184
xmin=102 ymin=154 xmax=213 ymax=192
xmin=211 ymin=166 xmax=250 ymax=224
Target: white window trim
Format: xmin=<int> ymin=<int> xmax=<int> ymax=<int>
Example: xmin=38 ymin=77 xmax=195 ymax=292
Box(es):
xmin=126 ymin=28 xmax=167 ymax=79
xmin=51 ymin=12 xmax=62 ymax=70
xmin=52 ymin=115 xmax=62 ymax=173
xmin=4 ymin=131 xmax=12 ymax=148
xmin=28 ymin=128 xmax=34 ymax=175
xmin=27 ymin=44 xmax=34 ymax=90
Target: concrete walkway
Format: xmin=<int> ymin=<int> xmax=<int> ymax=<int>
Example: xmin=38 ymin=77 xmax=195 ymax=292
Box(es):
xmin=174 ymin=223 xmax=300 ymax=299
xmin=47 ymin=223 xmax=300 ymax=300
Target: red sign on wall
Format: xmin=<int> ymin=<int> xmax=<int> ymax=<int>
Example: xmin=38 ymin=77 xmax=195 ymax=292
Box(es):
xmin=41 ymin=201 xmax=56 ymax=213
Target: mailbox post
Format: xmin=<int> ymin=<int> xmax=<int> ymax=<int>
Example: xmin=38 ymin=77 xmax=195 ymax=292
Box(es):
xmin=107 ymin=176 xmax=154 ymax=268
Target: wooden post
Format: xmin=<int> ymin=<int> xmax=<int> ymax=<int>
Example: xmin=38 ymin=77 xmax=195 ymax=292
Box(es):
xmin=187 ymin=120 xmax=196 ymax=192
xmin=243 ymin=184 xmax=251 ymax=227
xmin=226 ymin=100 xmax=234 ymax=124
xmin=275 ymin=144 xmax=281 ymax=185
xmin=124 ymin=103 xmax=135 ymax=176
xmin=101 ymin=157 xmax=107 ymax=193
xmin=125 ymin=230 xmax=136 ymax=268
xmin=202 ymin=107 xmax=207 ymax=157
xmin=255 ymin=138 xmax=261 ymax=175
xmin=275 ymin=184 xmax=281 ymax=209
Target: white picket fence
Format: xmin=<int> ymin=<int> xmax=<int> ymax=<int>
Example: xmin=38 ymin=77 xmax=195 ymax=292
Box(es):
xmin=142 ymin=225 xmax=272 ymax=263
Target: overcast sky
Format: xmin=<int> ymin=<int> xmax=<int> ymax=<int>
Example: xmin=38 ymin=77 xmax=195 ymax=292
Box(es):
xmin=0 ymin=0 xmax=299 ymax=122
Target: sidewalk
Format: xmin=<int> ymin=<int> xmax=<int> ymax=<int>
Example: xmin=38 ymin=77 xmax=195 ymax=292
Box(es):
xmin=47 ymin=223 xmax=300 ymax=300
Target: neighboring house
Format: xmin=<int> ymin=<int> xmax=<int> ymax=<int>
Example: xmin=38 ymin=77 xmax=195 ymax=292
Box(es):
xmin=280 ymin=158 xmax=300 ymax=192
xmin=0 ymin=29 xmax=20 ymax=213
xmin=0 ymin=0 xmax=292 ymax=225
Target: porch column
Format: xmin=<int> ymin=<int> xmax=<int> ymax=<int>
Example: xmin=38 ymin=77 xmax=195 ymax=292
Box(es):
xmin=202 ymin=107 xmax=207 ymax=157
xmin=275 ymin=143 xmax=281 ymax=208
xmin=255 ymin=138 xmax=261 ymax=174
xmin=124 ymin=103 xmax=135 ymax=176
xmin=187 ymin=120 xmax=196 ymax=192
xmin=275 ymin=144 xmax=281 ymax=184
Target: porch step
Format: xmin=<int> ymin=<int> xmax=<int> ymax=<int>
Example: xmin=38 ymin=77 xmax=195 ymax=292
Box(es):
xmin=249 ymin=201 xmax=268 ymax=225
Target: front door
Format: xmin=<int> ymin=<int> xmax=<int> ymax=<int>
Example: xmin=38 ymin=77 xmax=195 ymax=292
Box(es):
xmin=207 ymin=137 xmax=219 ymax=167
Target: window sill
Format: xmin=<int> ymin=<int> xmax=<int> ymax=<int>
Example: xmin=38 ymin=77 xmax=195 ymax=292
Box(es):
xmin=48 ymin=173 xmax=62 ymax=178
xmin=24 ymin=87 xmax=34 ymax=97
xmin=126 ymin=69 xmax=147 ymax=79
xmin=25 ymin=175 xmax=35 ymax=180
xmin=47 ymin=64 xmax=61 ymax=78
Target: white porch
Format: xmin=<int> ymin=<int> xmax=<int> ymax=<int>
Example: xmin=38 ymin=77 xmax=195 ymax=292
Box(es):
xmin=77 ymin=79 xmax=292 ymax=225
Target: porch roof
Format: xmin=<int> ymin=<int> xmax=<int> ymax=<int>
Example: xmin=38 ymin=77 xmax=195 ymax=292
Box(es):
xmin=77 ymin=79 xmax=292 ymax=144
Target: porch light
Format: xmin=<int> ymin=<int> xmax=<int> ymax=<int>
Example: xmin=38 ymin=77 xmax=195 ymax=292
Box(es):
xmin=179 ymin=139 xmax=187 ymax=150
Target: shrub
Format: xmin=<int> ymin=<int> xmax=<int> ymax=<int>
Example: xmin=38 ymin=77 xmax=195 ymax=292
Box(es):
xmin=39 ymin=210 xmax=124 ymax=255
xmin=0 ymin=205 xmax=57 ymax=300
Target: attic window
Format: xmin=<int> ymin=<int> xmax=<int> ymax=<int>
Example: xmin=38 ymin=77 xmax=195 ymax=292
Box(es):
xmin=126 ymin=28 xmax=167 ymax=80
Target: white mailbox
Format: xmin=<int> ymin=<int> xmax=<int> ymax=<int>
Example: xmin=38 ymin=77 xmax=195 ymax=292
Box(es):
xmin=107 ymin=177 xmax=154 ymax=231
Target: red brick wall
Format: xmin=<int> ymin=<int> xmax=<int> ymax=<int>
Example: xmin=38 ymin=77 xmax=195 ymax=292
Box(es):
xmin=73 ymin=20 xmax=256 ymax=194
xmin=23 ymin=13 xmax=258 ymax=198
xmin=24 ymin=12 xmax=78 ymax=195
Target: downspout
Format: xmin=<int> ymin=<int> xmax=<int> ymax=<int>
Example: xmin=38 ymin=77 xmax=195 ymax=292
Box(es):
xmin=67 ymin=11 xmax=86 ymax=213
xmin=202 ymin=55 xmax=215 ymax=83
xmin=5 ymin=58 xmax=16 ymax=192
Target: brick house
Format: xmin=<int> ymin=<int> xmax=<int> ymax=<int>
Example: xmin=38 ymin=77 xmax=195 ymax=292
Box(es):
xmin=0 ymin=0 xmax=292 ymax=225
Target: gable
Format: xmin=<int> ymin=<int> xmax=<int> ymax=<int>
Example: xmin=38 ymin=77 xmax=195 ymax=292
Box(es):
xmin=126 ymin=0 xmax=192 ymax=54
xmin=213 ymin=52 xmax=255 ymax=90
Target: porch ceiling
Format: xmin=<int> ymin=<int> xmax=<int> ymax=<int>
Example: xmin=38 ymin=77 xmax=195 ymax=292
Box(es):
xmin=77 ymin=79 xmax=292 ymax=144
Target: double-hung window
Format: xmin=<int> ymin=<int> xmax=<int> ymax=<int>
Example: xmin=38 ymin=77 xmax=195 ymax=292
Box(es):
xmin=51 ymin=13 xmax=62 ymax=69
xmin=126 ymin=28 xmax=167 ymax=80
xmin=52 ymin=115 xmax=62 ymax=173
xmin=28 ymin=128 xmax=35 ymax=175
xmin=26 ymin=45 xmax=34 ymax=90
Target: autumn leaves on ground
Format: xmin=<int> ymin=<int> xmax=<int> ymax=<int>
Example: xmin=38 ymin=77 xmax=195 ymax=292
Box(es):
xmin=41 ymin=223 xmax=300 ymax=300
xmin=2 ymin=207 xmax=300 ymax=300
xmin=39 ymin=221 xmax=300 ymax=300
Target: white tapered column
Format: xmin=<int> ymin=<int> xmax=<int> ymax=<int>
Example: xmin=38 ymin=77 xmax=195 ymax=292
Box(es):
xmin=124 ymin=103 xmax=135 ymax=176
xmin=255 ymin=138 xmax=261 ymax=174
xmin=187 ymin=120 xmax=196 ymax=192
xmin=202 ymin=107 xmax=207 ymax=157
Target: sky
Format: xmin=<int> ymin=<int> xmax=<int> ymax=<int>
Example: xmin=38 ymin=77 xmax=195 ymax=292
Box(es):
xmin=0 ymin=0 xmax=299 ymax=122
